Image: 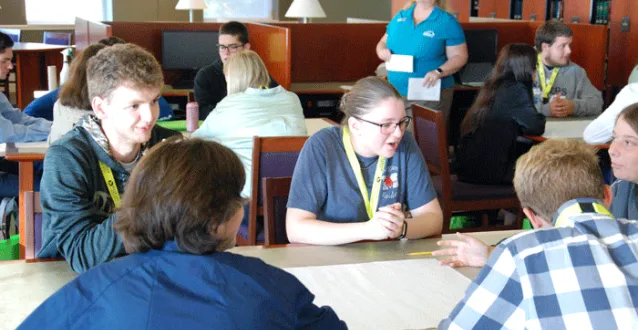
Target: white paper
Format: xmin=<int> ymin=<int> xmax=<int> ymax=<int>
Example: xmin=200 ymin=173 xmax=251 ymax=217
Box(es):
xmin=408 ymin=78 xmax=441 ymax=101
xmin=385 ymin=54 xmax=413 ymax=73
xmin=285 ymin=259 xmax=471 ymax=330
xmin=543 ymin=118 xmax=594 ymax=139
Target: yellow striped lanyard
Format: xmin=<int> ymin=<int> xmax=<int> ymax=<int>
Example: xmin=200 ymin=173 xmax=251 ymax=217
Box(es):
xmin=98 ymin=161 xmax=121 ymax=210
xmin=342 ymin=126 xmax=387 ymax=219
xmin=537 ymin=54 xmax=560 ymax=100
xmin=553 ymin=201 xmax=611 ymax=228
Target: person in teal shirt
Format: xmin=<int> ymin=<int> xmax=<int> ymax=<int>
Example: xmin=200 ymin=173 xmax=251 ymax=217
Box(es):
xmin=376 ymin=0 xmax=467 ymax=130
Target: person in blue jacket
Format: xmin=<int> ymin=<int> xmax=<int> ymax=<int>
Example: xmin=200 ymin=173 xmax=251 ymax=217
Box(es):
xmin=0 ymin=31 xmax=51 ymax=197
xmin=19 ymin=137 xmax=347 ymax=330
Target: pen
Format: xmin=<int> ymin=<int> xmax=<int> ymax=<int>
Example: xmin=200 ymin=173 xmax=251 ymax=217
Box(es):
xmin=407 ymin=251 xmax=433 ymax=256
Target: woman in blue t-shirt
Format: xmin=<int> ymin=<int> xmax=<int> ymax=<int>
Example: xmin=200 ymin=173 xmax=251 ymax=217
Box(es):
xmin=286 ymin=77 xmax=443 ymax=245
xmin=376 ymin=0 xmax=468 ymax=128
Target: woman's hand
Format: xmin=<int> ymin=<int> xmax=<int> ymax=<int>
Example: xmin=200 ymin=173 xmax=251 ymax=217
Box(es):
xmin=367 ymin=203 xmax=405 ymax=239
xmin=378 ymin=47 xmax=392 ymax=62
xmin=423 ymin=70 xmax=442 ymax=88
xmin=432 ymin=232 xmax=490 ymax=268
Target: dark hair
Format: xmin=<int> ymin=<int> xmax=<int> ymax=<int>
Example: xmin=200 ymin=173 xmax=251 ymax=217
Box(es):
xmin=461 ymin=43 xmax=538 ymax=136
xmin=58 ymin=44 xmax=106 ymax=109
xmin=97 ymin=36 xmax=126 ymax=46
xmin=339 ymin=76 xmax=402 ymax=125
xmin=0 ymin=31 xmax=14 ymax=53
xmin=535 ymin=20 xmax=573 ymax=51
xmin=115 ymin=137 xmax=247 ymax=254
xmin=220 ymin=21 xmax=249 ymax=44
xmin=617 ymin=103 xmax=638 ymax=135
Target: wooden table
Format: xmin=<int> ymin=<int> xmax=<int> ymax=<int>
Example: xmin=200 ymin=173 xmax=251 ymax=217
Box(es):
xmin=304 ymin=118 xmax=338 ymax=135
xmin=12 ymin=43 xmax=67 ymax=109
xmin=1 ymin=142 xmax=48 ymax=259
xmin=0 ymin=230 xmax=523 ymax=329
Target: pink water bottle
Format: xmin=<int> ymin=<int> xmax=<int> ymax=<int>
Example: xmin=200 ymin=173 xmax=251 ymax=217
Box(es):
xmin=186 ymin=102 xmax=199 ymax=132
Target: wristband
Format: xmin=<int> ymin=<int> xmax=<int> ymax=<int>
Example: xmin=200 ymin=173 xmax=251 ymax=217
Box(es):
xmin=398 ymin=220 xmax=408 ymax=239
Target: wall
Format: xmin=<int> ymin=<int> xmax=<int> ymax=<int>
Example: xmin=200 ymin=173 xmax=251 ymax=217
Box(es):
xmin=278 ymin=0 xmax=391 ymax=22
xmin=0 ymin=0 xmax=27 ymax=24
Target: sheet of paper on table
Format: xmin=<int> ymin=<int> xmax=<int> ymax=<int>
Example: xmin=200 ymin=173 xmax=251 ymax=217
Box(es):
xmin=285 ymin=258 xmax=470 ymax=330
xmin=408 ymin=78 xmax=441 ymax=101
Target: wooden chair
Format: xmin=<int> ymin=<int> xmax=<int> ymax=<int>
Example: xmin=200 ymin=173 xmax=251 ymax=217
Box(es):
xmin=411 ymin=104 xmax=522 ymax=233
xmin=262 ymin=177 xmax=292 ymax=247
xmin=236 ymin=136 xmax=308 ymax=246
xmin=42 ymin=31 xmax=72 ymax=46
xmin=21 ymin=191 xmax=42 ymax=260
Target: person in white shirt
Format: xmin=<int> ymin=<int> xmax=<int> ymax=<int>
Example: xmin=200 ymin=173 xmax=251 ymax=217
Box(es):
xmin=192 ymin=50 xmax=306 ymax=199
xmin=583 ymin=83 xmax=638 ymax=144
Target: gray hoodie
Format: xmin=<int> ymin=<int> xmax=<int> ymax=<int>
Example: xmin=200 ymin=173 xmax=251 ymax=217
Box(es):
xmin=38 ymin=115 xmax=179 ymax=273
xmin=534 ymin=61 xmax=603 ymax=117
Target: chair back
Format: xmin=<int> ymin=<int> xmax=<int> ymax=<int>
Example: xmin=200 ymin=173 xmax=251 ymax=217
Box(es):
xmin=240 ymin=136 xmax=307 ymax=245
xmin=262 ymin=177 xmax=292 ymax=247
xmin=42 ymin=31 xmax=72 ymax=46
xmin=412 ymin=104 xmax=451 ymax=176
xmin=22 ymin=191 xmax=42 ymax=259
xmin=0 ymin=28 xmax=21 ymax=42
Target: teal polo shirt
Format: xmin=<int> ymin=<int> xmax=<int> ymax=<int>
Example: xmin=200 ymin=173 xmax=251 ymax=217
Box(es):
xmin=386 ymin=5 xmax=466 ymax=95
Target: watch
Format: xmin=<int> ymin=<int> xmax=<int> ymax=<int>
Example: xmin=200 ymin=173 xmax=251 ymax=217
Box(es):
xmin=398 ymin=220 xmax=408 ymax=239
xmin=435 ymin=67 xmax=444 ymax=75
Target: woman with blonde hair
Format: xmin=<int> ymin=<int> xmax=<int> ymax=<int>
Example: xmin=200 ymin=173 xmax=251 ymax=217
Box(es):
xmin=193 ymin=50 xmax=306 ymax=241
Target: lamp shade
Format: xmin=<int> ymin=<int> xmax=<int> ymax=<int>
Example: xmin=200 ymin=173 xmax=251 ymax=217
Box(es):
xmin=285 ymin=0 xmax=326 ymax=18
xmin=175 ymin=0 xmax=208 ymax=10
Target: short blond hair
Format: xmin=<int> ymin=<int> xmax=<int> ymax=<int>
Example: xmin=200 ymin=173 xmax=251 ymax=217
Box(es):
xmin=223 ymin=50 xmax=270 ymax=95
xmin=87 ymin=44 xmax=163 ymax=102
xmin=514 ymin=139 xmax=603 ymax=221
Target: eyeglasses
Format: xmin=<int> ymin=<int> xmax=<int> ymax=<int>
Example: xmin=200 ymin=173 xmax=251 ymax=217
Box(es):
xmin=352 ymin=116 xmax=412 ymax=134
xmin=217 ymin=43 xmax=245 ymax=53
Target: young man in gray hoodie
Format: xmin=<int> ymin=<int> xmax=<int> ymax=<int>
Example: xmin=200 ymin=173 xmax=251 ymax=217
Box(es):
xmin=37 ymin=44 xmax=179 ymax=273
xmin=534 ymin=21 xmax=603 ymax=117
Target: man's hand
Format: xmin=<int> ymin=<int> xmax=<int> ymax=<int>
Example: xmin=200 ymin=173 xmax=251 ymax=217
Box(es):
xmin=432 ymin=232 xmax=490 ymax=268
xmin=549 ymin=92 xmax=575 ymax=117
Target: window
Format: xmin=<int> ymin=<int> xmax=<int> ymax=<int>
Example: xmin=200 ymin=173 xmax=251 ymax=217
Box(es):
xmin=25 ymin=0 xmax=105 ymax=24
xmin=203 ymin=0 xmax=277 ymax=22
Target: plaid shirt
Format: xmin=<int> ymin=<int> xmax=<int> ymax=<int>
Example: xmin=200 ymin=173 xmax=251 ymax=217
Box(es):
xmin=439 ymin=198 xmax=638 ymax=329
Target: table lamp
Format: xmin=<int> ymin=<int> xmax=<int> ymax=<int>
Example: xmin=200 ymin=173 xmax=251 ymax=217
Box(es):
xmin=285 ymin=0 xmax=326 ymax=23
xmin=175 ymin=0 xmax=208 ymax=23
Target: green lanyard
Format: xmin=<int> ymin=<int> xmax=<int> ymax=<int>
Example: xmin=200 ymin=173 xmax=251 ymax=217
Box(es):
xmin=342 ymin=126 xmax=387 ymax=219
xmin=98 ymin=161 xmax=121 ymax=209
xmin=537 ymin=54 xmax=560 ymax=100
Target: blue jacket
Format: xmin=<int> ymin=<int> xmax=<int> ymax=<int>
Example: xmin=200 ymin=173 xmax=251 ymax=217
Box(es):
xmin=20 ymin=241 xmax=347 ymax=329
xmin=0 ymin=92 xmax=51 ymax=142
xmin=23 ymin=87 xmax=175 ymax=121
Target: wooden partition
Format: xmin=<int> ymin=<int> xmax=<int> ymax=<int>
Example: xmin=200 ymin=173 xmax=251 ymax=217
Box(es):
xmin=106 ymin=22 xmax=290 ymax=89
xmin=522 ymin=0 xmax=547 ymax=21
xmin=246 ymin=23 xmax=291 ymax=89
xmin=607 ymin=0 xmax=638 ymax=86
xmin=563 ymin=0 xmax=593 ymax=23
xmin=74 ymin=17 xmax=112 ymax=52
xmin=478 ymin=0 xmax=510 ymax=19
xmin=274 ymin=23 xmax=386 ymax=83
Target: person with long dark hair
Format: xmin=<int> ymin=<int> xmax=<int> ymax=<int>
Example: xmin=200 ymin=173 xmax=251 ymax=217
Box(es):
xmin=455 ymin=43 xmax=546 ymax=185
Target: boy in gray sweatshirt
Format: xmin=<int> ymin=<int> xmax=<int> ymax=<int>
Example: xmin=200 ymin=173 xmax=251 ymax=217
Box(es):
xmin=38 ymin=44 xmax=179 ymax=273
xmin=533 ymin=21 xmax=603 ymax=117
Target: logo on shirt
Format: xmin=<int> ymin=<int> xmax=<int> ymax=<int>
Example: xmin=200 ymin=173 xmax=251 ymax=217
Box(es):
xmin=383 ymin=173 xmax=399 ymax=190
xmin=398 ymin=17 xmax=408 ymax=22
xmin=423 ymin=31 xmax=435 ymax=38
xmin=93 ymin=191 xmax=115 ymax=216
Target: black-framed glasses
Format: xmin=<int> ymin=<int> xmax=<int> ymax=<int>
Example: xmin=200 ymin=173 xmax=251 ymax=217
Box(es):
xmin=217 ymin=43 xmax=245 ymax=52
xmin=353 ymin=116 xmax=412 ymax=134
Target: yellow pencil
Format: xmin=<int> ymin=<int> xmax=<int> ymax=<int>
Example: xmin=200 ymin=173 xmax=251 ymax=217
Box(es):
xmin=407 ymin=251 xmax=433 ymax=256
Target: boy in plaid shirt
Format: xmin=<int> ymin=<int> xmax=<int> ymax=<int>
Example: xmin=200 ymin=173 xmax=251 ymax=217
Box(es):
xmin=439 ymin=139 xmax=638 ymax=329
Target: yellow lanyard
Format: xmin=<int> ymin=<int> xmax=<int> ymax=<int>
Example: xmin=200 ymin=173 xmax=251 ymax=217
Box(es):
xmin=537 ymin=54 xmax=560 ymax=99
xmin=342 ymin=126 xmax=387 ymax=219
xmin=98 ymin=161 xmax=121 ymax=210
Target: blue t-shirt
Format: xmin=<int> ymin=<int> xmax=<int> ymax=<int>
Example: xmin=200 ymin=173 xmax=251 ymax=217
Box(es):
xmin=287 ymin=126 xmax=437 ymax=223
xmin=386 ymin=5 xmax=466 ymax=94
xmin=23 ymin=87 xmax=175 ymax=121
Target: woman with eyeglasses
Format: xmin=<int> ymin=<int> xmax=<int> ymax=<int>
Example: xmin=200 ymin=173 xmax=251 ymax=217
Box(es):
xmin=286 ymin=77 xmax=443 ymax=245
xmin=455 ymin=43 xmax=546 ymax=185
